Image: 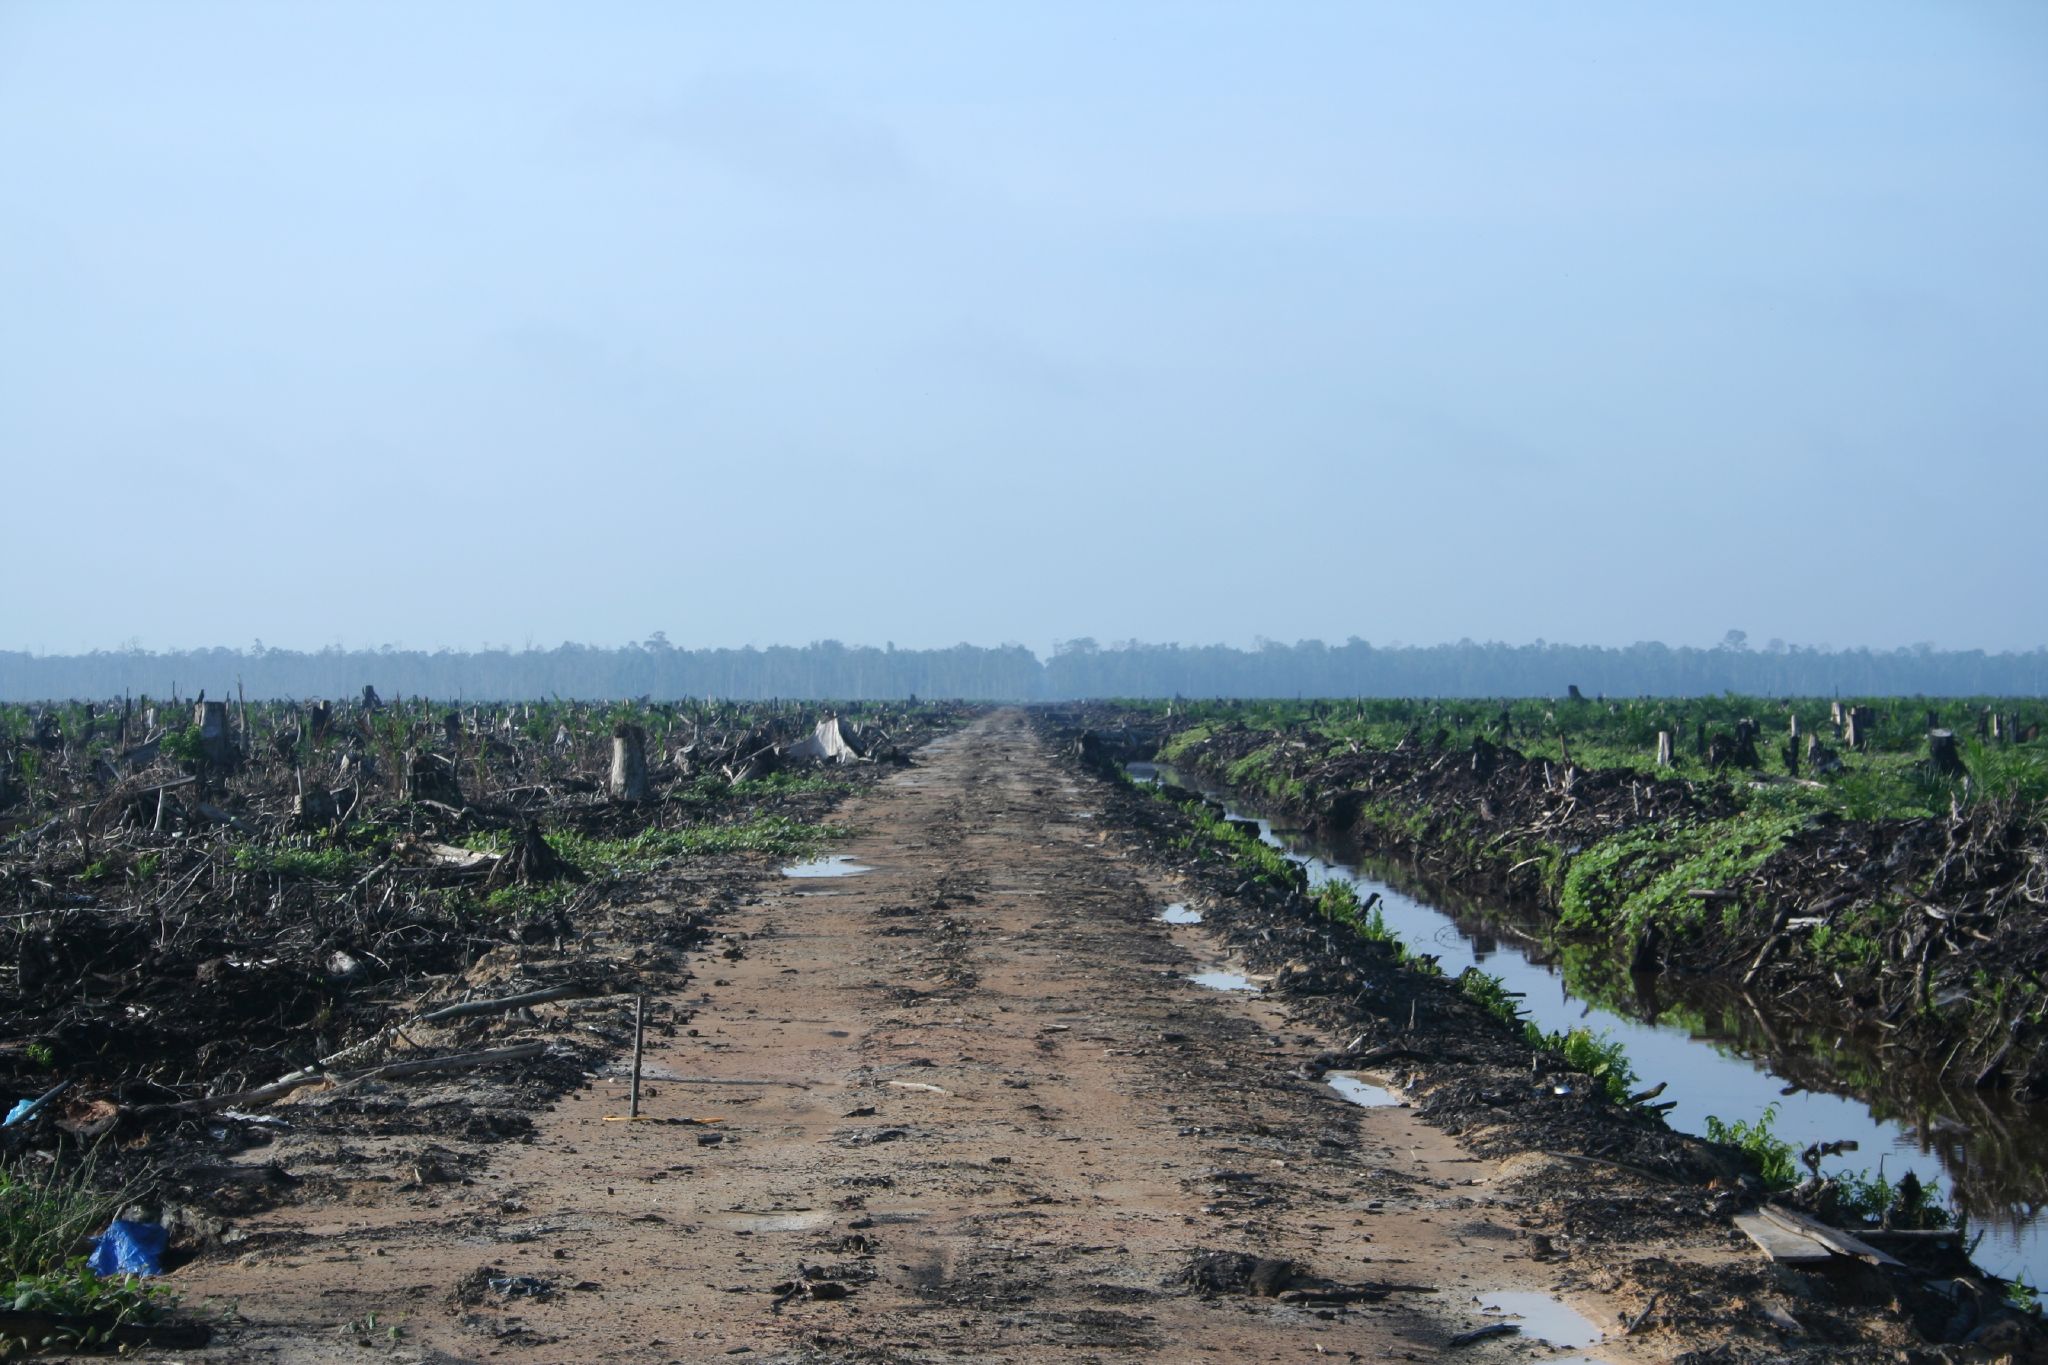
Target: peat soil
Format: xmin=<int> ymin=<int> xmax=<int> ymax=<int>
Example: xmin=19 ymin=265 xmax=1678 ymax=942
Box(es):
xmin=0 ymin=702 xmax=953 ymax=1351
xmin=1141 ymin=717 xmax=2048 ymax=1105
xmin=139 ymin=711 xmax=2036 ymax=1362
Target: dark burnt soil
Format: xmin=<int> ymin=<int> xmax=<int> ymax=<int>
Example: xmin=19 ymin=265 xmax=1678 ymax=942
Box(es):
xmin=0 ymin=702 xmax=964 ymax=1302
xmin=1042 ymin=712 xmax=2048 ymax=1362
xmin=1152 ymin=718 xmax=2048 ymax=1103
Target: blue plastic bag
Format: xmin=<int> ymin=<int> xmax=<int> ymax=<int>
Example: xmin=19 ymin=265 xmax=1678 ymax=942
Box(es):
xmin=87 ymin=1220 xmax=166 ymax=1277
xmin=1 ymin=1099 xmax=33 ymax=1126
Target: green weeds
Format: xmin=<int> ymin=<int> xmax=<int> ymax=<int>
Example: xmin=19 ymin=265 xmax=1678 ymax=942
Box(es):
xmin=1559 ymin=812 xmax=1803 ymax=935
xmin=0 ymin=1150 xmax=174 ymax=1354
xmin=229 ymin=843 xmax=360 ymax=881
xmin=544 ymin=817 xmax=836 ymax=877
xmin=1704 ymin=1104 xmax=1799 ymax=1189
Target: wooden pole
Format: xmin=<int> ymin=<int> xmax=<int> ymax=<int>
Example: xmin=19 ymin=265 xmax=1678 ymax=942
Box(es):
xmin=629 ymin=993 xmax=646 ymax=1119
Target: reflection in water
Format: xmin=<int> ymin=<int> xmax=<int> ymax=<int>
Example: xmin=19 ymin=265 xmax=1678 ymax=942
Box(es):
xmin=1131 ymin=762 xmax=2048 ymax=1287
xmin=1189 ymin=970 xmax=1260 ymax=993
xmin=781 ymin=855 xmax=872 ymax=878
xmin=1475 ymin=1291 xmax=1604 ymax=1349
xmin=1327 ymin=1073 xmax=1403 ymax=1107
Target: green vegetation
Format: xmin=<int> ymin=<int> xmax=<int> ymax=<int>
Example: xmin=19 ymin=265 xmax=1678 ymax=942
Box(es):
xmin=1 ymin=1262 xmax=173 ymax=1353
xmin=542 ymin=817 xmax=837 ymax=877
xmin=1540 ymin=1026 xmax=1639 ymax=1105
xmin=0 ymin=1152 xmax=173 ymax=1354
xmin=229 ymin=841 xmax=361 ymax=881
xmin=1558 ymin=811 xmax=1803 ymax=935
xmin=1704 ymin=1104 xmax=1799 ymax=1189
xmin=1151 ymin=693 xmax=2048 ymax=818
xmin=1148 ymin=694 xmax=2046 ymax=1052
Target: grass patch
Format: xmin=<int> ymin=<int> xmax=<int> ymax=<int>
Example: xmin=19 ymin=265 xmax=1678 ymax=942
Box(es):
xmin=0 ymin=1151 xmax=173 ymax=1354
xmin=545 ymin=817 xmax=836 ymax=876
xmin=230 ymin=842 xmax=361 ymax=881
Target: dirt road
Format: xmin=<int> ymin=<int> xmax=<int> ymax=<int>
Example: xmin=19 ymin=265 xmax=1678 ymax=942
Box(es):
xmin=179 ymin=710 xmax=1661 ymax=1361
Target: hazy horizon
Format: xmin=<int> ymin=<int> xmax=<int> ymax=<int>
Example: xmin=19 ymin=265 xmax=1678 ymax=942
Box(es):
xmin=5 ymin=4 xmax=2044 ymax=656
xmin=6 ymin=629 xmax=2048 ymax=662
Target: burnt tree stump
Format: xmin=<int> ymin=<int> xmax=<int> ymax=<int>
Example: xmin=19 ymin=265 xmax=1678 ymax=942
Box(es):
xmin=194 ymin=700 xmax=235 ymax=770
xmin=1927 ymin=730 xmax=1966 ymax=779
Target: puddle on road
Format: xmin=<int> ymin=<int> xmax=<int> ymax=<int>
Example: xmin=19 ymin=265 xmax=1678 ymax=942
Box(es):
xmin=1327 ymin=1073 xmax=1403 ymax=1107
xmin=710 ymin=1210 xmax=832 ymax=1233
xmin=782 ymin=855 xmax=871 ymax=878
xmin=1475 ymin=1291 xmax=1604 ymax=1349
xmin=1189 ymin=970 xmax=1260 ymax=993
xmin=1158 ymin=903 xmax=1203 ymax=925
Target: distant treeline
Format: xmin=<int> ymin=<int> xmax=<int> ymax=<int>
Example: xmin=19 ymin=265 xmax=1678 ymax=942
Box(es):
xmin=3 ymin=637 xmax=2043 ymax=702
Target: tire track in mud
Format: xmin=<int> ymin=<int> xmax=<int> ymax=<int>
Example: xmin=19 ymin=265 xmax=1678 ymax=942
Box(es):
xmin=171 ymin=710 xmax=1673 ymax=1362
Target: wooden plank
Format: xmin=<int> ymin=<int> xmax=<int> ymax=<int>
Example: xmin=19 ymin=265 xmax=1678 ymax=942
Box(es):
xmin=1759 ymin=1204 xmax=1905 ymax=1268
xmin=1734 ymin=1212 xmax=1834 ymax=1264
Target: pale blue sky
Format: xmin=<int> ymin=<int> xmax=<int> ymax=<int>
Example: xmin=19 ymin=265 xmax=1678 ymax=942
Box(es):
xmin=3 ymin=2 xmax=2044 ymax=655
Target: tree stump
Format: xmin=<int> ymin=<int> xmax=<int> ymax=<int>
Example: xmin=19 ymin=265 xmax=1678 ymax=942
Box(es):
xmin=290 ymin=787 xmax=338 ymax=831
xmin=404 ymin=749 xmax=464 ymax=806
xmin=310 ymin=701 xmax=332 ymax=742
xmin=1927 ymin=730 xmax=1965 ymax=779
xmin=611 ymin=724 xmax=650 ymax=803
xmin=194 ymin=700 xmax=235 ymax=770
xmin=1655 ymin=731 xmax=1674 ymax=768
xmin=1845 ymin=706 xmax=1875 ymax=751
xmin=492 ymin=821 xmax=583 ymax=885
xmin=1806 ymin=736 xmax=1844 ymax=775
xmin=362 ymin=684 xmax=382 ymax=711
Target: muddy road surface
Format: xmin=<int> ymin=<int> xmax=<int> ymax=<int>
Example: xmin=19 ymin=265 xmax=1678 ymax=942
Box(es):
xmin=176 ymin=711 xmax=1720 ymax=1362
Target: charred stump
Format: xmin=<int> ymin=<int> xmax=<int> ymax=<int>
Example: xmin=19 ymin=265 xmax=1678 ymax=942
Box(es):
xmin=494 ymin=821 xmax=583 ymax=886
xmin=404 ymin=749 xmax=465 ymax=806
xmin=1927 ymin=730 xmax=1966 ymax=779
xmin=290 ymin=786 xmax=338 ymax=832
xmin=194 ymin=700 xmax=236 ymax=771
xmin=1845 ymin=705 xmax=1875 ymax=751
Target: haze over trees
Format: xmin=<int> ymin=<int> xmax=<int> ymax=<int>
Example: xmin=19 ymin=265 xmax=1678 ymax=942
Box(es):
xmin=2 ymin=636 xmax=2041 ymax=702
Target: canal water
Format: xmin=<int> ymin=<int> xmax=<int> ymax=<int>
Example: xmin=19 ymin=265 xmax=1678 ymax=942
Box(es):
xmin=1127 ymin=762 xmax=2047 ymax=1288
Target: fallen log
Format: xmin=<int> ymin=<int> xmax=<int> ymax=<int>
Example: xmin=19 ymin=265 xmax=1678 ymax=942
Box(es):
xmin=134 ymin=1042 xmax=550 ymax=1118
xmin=416 ymin=983 xmax=594 ymax=1024
xmin=1277 ymin=1282 xmax=1434 ymax=1305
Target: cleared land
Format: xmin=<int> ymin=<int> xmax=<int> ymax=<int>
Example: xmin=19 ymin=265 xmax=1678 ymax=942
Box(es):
xmin=167 ymin=711 xmax=1714 ymax=1361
